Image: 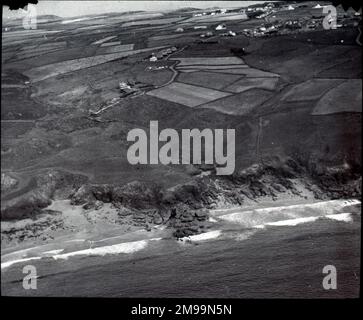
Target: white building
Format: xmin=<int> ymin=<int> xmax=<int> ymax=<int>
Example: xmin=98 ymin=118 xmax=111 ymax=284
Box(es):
xmin=216 ymin=24 xmax=226 ymax=30
xmin=194 ymin=25 xmax=207 ymax=30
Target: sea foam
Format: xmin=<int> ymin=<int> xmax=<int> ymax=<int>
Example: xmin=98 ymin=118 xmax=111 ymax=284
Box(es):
xmin=52 ymin=239 xmax=149 ymax=260
xmin=179 ymin=230 xmax=222 ymax=242
xmin=1 ymin=257 xmax=42 ymax=270
xmin=218 ymin=199 xmax=360 ymax=229
xmin=326 ymin=213 xmax=353 ymax=222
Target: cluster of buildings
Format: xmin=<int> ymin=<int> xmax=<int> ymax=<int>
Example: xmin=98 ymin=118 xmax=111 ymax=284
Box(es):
xmin=220 ymin=30 xmax=237 ymax=37
xmin=242 ymin=19 xmax=311 ymax=37
xmin=119 ymin=80 xmax=153 ymax=97
xmin=215 ymin=24 xmax=236 ymax=36
xmin=241 ymin=2 xmax=361 ymax=38
xmin=193 ymin=8 xmax=228 ymax=17
xmin=149 ymin=46 xmax=178 ymax=62
xmin=243 ymin=2 xmax=276 ymax=14
xmin=200 ymin=31 xmax=214 ymax=38
xmin=146 ymin=65 xmax=168 ymax=71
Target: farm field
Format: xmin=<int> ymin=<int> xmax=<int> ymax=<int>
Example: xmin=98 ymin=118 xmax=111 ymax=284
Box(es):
xmin=177 ymin=71 xmax=243 ymax=90
xmin=97 ymin=44 xmax=135 ymax=54
xmin=213 ymin=68 xmax=279 ymax=77
xmin=24 ymin=46 xmax=166 ymax=82
xmin=147 ymin=82 xmax=231 ymax=107
xmin=21 ymin=42 xmax=68 ymax=51
xmin=224 ymin=77 xmax=280 ymax=93
xmin=147 ymin=35 xmax=200 ymax=48
xmin=312 ymin=80 xmax=362 ymax=115
xmin=177 ymin=65 xmax=249 ymax=70
xmin=184 ymin=13 xmax=248 ymax=23
xmin=148 ymin=34 xmax=189 ymax=41
xmin=171 ymin=56 xmax=245 ymax=66
xmin=92 ymin=36 xmax=117 ymax=45
xmin=76 ymin=24 xmax=107 ymax=31
xmin=100 ymin=41 xmax=122 ymax=47
xmin=145 ymin=53 xmax=283 ymax=110
xmin=121 ymin=17 xmax=184 ymax=27
xmin=199 ymin=89 xmax=274 ymax=115
xmin=282 ymin=79 xmax=344 ymax=102
xmin=14 ymin=41 xmax=68 ymax=60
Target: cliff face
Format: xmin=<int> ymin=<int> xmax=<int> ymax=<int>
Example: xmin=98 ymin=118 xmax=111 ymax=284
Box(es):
xmin=1 ymin=156 xmax=361 ymax=242
xmin=1 ymin=169 xmax=88 ymax=221
xmin=1 ymin=173 xmax=18 ymax=192
xmin=70 ymin=155 xmax=361 ymax=237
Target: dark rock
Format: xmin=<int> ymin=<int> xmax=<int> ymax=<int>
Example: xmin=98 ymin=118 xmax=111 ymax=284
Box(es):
xmin=153 ymin=215 xmax=163 ymax=225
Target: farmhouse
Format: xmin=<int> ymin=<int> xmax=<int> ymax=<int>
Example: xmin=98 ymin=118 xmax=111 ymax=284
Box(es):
xmin=216 ymin=24 xmax=226 ymax=30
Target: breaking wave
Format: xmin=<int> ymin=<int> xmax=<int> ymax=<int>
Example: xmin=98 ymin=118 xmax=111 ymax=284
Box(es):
xmin=1 ymin=257 xmax=42 ymax=269
xmin=217 ymin=199 xmax=360 ymax=229
xmin=1 ymin=238 xmax=162 ymax=269
xmin=52 ymin=239 xmax=150 ymax=260
xmin=179 ymin=230 xmax=222 ymax=242
xmin=326 ymin=212 xmax=353 ymax=222
xmin=2 ymin=200 xmax=359 ymax=270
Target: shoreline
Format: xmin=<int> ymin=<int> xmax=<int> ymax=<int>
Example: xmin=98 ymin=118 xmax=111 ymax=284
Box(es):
xmin=2 ymin=197 xmax=360 ymax=270
xmin=1 ymin=189 xmax=318 ymax=253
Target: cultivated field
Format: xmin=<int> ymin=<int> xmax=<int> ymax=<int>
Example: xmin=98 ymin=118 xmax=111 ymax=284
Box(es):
xmin=100 ymin=41 xmax=122 ymax=47
xmin=92 ymin=36 xmax=117 ymax=45
xmin=177 ymin=71 xmax=243 ymax=90
xmin=199 ymin=89 xmax=274 ymax=115
xmin=97 ymin=44 xmax=135 ymax=54
xmin=147 ymin=82 xmax=231 ymax=107
xmin=282 ymin=79 xmax=344 ymax=102
xmin=225 ymin=77 xmax=280 ymax=93
xmin=171 ymin=56 xmax=245 ymax=66
xmin=121 ymin=17 xmax=184 ymax=27
xmin=177 ymin=65 xmax=249 ymax=70
xmin=312 ymin=80 xmax=362 ymax=115
xmin=184 ymin=13 xmax=248 ymax=23
xmin=24 ymin=46 xmax=166 ymax=82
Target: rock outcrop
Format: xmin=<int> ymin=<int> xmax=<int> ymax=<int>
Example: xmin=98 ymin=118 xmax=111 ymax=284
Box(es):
xmin=1 ymin=157 xmax=361 ymax=239
xmin=1 ymin=169 xmax=88 ymax=220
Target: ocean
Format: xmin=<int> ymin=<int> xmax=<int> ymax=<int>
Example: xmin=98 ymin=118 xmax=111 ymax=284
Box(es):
xmin=1 ymin=199 xmax=361 ymax=298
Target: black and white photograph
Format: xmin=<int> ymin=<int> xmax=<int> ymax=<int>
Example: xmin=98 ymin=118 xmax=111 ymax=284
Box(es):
xmin=1 ymin=0 xmax=361 ymax=306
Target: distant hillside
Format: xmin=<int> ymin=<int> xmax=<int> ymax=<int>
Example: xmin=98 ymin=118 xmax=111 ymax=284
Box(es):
xmin=38 ymin=14 xmax=62 ymax=20
xmin=2 ymin=14 xmax=61 ymax=25
xmin=172 ymin=7 xmax=199 ymax=13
